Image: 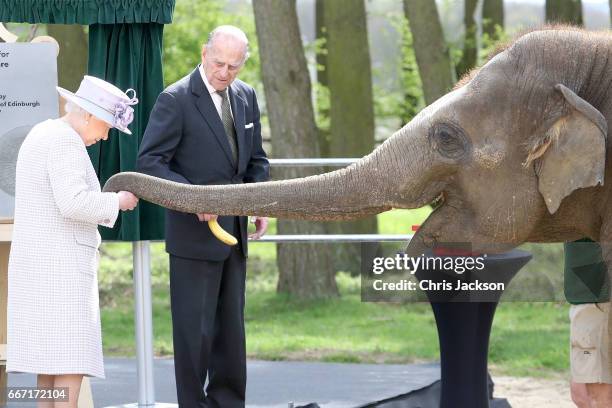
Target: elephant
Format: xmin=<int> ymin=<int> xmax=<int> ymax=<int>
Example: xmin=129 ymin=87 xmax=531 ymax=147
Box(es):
xmin=103 ymin=27 xmax=612 ymax=370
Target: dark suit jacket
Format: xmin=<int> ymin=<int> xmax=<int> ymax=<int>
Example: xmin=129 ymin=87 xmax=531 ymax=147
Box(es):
xmin=137 ymin=67 xmax=269 ymax=261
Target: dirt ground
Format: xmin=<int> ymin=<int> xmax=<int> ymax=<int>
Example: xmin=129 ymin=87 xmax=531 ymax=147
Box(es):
xmin=494 ymin=375 xmax=574 ymax=408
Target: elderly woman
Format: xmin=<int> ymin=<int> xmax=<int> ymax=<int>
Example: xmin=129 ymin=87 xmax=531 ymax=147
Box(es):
xmin=7 ymin=76 xmax=139 ymax=407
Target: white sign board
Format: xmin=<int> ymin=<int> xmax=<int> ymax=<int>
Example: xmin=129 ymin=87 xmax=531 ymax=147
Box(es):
xmin=0 ymin=43 xmax=58 ymax=218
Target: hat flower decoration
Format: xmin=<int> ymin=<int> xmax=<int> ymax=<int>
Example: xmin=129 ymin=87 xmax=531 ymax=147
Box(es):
xmin=113 ymin=88 xmax=138 ymax=132
xmin=57 ymin=75 xmax=139 ymax=135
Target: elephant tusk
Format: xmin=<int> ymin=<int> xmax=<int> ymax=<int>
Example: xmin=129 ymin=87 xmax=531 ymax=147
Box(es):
xmin=208 ymin=219 xmax=238 ymax=246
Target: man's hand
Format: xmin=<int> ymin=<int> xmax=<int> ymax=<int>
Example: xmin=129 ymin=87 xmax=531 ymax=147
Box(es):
xmin=197 ymin=213 xmax=218 ymax=222
xmin=249 ymin=216 xmax=268 ymax=240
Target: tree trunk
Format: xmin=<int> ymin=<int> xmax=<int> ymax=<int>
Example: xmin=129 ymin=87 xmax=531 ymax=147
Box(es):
xmin=456 ymin=0 xmax=479 ymax=79
xmin=46 ymin=25 xmax=88 ymax=92
xmin=403 ymin=0 xmax=455 ymax=106
xmin=323 ymin=0 xmax=378 ymax=275
xmin=545 ymin=0 xmax=583 ymax=25
xmin=482 ymin=0 xmax=504 ymax=40
xmin=253 ymin=0 xmax=337 ymax=298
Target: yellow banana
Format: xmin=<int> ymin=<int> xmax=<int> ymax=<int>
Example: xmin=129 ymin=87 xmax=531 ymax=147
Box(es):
xmin=208 ymin=219 xmax=238 ymax=246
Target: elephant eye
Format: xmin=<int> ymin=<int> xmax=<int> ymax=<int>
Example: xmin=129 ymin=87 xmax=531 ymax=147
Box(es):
xmin=430 ymin=123 xmax=469 ymax=160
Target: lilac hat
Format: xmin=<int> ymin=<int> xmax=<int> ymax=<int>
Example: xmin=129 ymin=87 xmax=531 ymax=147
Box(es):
xmin=57 ymin=75 xmax=138 ymax=135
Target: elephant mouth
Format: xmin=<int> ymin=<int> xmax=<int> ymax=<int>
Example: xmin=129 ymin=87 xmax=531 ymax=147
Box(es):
xmin=399 ymin=180 xmax=447 ymax=210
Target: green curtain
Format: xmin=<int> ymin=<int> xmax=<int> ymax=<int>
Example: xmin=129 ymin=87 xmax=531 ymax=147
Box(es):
xmin=87 ymin=23 xmax=165 ymax=241
xmin=0 ymin=0 xmax=174 ymax=24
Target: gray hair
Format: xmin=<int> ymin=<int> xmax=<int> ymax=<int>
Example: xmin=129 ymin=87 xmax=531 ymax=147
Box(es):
xmin=205 ymin=25 xmax=250 ymax=63
xmin=64 ymin=101 xmax=88 ymax=117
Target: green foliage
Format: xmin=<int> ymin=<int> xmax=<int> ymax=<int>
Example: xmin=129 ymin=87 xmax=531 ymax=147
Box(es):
xmin=396 ymin=15 xmax=425 ymax=123
xmin=313 ymin=9 xmax=425 ymax=129
xmin=456 ymin=22 xmax=479 ymax=78
xmin=313 ymin=81 xmax=331 ymax=137
xmin=378 ymin=14 xmax=424 ymax=124
xmin=480 ymin=23 xmax=510 ymax=63
xmin=309 ymin=33 xmax=331 ymax=135
xmin=162 ymin=0 xmax=261 ymax=92
xmin=448 ymin=22 xmax=509 ymax=81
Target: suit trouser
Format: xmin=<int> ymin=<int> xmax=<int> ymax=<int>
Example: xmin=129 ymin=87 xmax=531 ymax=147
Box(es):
xmin=169 ymin=232 xmax=247 ymax=408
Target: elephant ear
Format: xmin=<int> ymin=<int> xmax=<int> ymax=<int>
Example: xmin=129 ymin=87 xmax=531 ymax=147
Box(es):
xmin=526 ymin=84 xmax=607 ymax=214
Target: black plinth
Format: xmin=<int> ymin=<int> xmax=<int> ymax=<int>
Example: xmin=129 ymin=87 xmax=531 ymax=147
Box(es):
xmin=415 ymin=249 xmax=532 ymax=408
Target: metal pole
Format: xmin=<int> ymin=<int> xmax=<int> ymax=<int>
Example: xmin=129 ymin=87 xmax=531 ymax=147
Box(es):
xmin=268 ymin=158 xmax=358 ymax=167
xmin=254 ymin=234 xmax=413 ymax=243
xmin=133 ymin=241 xmax=155 ymax=407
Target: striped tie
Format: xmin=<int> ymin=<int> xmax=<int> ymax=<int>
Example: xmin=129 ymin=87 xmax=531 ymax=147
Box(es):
xmin=218 ymin=88 xmax=238 ymax=165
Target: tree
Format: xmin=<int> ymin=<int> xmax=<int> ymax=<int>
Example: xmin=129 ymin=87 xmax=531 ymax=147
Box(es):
xmin=253 ymin=0 xmax=337 ymax=298
xmin=545 ymin=0 xmax=583 ymax=25
xmin=162 ymin=1 xmax=260 ymax=89
xmin=456 ymin=0 xmax=479 ymax=79
xmin=403 ymin=0 xmax=455 ymax=106
xmin=46 ymin=25 xmax=88 ymax=92
xmin=323 ymin=0 xmax=378 ymax=275
xmin=482 ymin=0 xmax=504 ymax=41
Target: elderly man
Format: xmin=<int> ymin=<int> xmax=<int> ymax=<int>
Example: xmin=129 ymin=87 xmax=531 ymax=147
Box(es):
xmin=137 ymin=26 xmax=269 ymax=407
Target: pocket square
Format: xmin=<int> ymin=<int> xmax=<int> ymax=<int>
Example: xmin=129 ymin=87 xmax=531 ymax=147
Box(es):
xmin=245 ymin=123 xmax=254 ymax=129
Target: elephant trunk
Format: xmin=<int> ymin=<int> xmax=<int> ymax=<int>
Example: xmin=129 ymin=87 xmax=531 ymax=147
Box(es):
xmin=103 ymin=127 xmax=429 ymax=221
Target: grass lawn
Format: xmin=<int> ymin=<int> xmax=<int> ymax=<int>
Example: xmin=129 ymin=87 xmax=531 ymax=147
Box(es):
xmin=99 ymin=208 xmax=571 ymax=378
xmin=101 ymin=278 xmax=570 ymax=378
